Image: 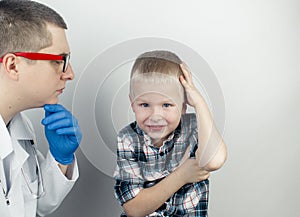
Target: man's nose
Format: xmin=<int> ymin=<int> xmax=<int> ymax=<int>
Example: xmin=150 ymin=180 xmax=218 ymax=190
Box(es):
xmin=62 ymin=64 xmax=74 ymax=80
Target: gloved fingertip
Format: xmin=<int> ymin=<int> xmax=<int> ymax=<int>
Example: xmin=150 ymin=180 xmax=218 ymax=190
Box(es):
xmin=44 ymin=104 xmax=51 ymax=110
xmin=41 ymin=119 xmax=46 ymax=125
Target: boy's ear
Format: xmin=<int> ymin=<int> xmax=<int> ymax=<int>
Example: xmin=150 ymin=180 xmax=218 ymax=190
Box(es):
xmin=129 ymin=94 xmax=135 ymax=113
xmin=1 ymin=54 xmax=19 ymax=80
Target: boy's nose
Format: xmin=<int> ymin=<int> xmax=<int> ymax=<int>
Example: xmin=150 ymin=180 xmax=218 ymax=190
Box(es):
xmin=150 ymin=107 xmax=163 ymax=121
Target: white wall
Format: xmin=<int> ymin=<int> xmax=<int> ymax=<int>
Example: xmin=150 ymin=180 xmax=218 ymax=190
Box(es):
xmin=25 ymin=0 xmax=300 ymax=216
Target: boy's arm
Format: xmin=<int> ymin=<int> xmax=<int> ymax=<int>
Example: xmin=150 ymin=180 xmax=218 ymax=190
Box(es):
xmin=122 ymin=158 xmax=209 ymax=217
xmin=194 ymin=98 xmax=227 ymax=171
xmin=180 ymin=63 xmax=227 ymax=171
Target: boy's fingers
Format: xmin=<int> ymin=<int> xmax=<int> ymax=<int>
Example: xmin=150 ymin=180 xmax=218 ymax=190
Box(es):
xmin=180 ymin=75 xmax=193 ymax=91
xmin=179 ymin=75 xmax=186 ymax=84
xmin=180 ymin=63 xmax=192 ymax=83
xmin=179 ymin=75 xmax=190 ymax=89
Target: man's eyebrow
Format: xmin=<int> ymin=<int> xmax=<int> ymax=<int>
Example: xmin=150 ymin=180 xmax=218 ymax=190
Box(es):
xmin=58 ymin=52 xmax=70 ymax=55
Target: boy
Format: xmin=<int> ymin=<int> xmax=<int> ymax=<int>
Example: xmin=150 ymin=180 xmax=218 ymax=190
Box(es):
xmin=114 ymin=50 xmax=227 ymax=216
xmin=0 ymin=1 xmax=81 ymax=216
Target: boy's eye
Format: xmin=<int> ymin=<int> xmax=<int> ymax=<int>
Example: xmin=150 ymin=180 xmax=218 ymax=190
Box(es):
xmin=163 ymin=103 xmax=172 ymax=108
xmin=140 ymin=103 xmax=149 ymax=107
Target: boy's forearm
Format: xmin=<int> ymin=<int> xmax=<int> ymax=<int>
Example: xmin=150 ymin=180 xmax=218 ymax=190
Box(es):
xmin=194 ymin=97 xmax=227 ymax=170
xmin=123 ymin=170 xmax=185 ymax=217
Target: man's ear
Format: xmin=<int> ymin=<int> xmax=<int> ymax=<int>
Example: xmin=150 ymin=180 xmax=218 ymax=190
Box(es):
xmin=1 ymin=54 xmax=19 ymax=80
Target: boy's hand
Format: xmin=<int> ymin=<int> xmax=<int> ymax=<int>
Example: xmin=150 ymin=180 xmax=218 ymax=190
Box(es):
xmin=175 ymin=158 xmax=210 ymax=184
xmin=179 ymin=63 xmax=205 ymax=109
xmin=42 ymin=104 xmax=82 ymax=165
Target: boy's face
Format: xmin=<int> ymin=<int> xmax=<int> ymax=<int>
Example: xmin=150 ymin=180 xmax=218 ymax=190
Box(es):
xmin=17 ymin=24 xmax=74 ymax=107
xmin=130 ymin=77 xmax=186 ymax=147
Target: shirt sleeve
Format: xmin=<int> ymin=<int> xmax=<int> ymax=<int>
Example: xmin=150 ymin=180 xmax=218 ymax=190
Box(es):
xmin=114 ymin=134 xmax=144 ymax=205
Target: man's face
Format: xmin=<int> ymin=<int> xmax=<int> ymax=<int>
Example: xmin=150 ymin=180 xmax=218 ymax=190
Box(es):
xmin=130 ymin=77 xmax=186 ymax=147
xmin=17 ymin=24 xmax=74 ymax=107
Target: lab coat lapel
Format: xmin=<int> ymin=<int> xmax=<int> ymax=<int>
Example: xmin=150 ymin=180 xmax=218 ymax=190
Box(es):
xmin=9 ymin=139 xmax=29 ymax=184
xmin=0 ymin=115 xmax=13 ymax=196
xmin=0 ymin=114 xmax=26 ymax=216
xmin=0 ymin=160 xmax=9 ymax=216
xmin=0 ymin=159 xmax=12 ymax=217
xmin=7 ymin=113 xmax=32 ymax=193
xmin=0 ymin=190 xmax=11 ymax=217
xmin=6 ymin=172 xmax=25 ymax=217
xmin=7 ymin=135 xmax=28 ymax=217
xmin=0 ymin=160 xmax=8 ymax=194
xmin=5 ymin=113 xmax=33 ymax=217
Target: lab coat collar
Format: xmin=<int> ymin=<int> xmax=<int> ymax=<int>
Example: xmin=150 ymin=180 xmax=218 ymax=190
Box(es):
xmin=0 ymin=115 xmax=13 ymax=160
xmin=8 ymin=113 xmax=35 ymax=171
xmin=9 ymin=113 xmax=35 ymax=142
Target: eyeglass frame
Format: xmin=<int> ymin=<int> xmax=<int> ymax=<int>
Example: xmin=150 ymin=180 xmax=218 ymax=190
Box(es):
xmin=0 ymin=52 xmax=71 ymax=73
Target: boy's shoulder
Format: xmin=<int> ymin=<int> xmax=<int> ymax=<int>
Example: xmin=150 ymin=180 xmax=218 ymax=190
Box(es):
xmin=118 ymin=121 xmax=140 ymax=138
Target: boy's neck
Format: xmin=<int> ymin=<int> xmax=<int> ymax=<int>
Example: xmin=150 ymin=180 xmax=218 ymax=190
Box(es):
xmin=152 ymin=136 xmax=169 ymax=148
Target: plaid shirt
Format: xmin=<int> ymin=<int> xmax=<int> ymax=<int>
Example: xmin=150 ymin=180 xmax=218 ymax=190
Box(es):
xmin=114 ymin=113 xmax=209 ymax=217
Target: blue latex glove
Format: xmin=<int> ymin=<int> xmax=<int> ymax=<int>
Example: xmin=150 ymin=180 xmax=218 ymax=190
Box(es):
xmin=41 ymin=104 xmax=82 ymax=165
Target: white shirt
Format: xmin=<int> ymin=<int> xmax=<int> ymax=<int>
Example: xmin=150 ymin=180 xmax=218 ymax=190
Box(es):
xmin=0 ymin=112 xmax=79 ymax=217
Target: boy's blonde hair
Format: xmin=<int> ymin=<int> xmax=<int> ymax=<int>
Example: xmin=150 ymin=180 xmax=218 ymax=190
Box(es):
xmin=130 ymin=50 xmax=184 ymax=98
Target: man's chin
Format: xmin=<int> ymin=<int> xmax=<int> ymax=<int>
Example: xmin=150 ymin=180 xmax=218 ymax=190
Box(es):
xmin=37 ymin=99 xmax=59 ymax=108
xmin=45 ymin=98 xmax=59 ymax=105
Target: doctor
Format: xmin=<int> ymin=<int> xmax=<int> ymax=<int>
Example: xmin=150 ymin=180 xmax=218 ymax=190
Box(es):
xmin=0 ymin=1 xmax=82 ymax=217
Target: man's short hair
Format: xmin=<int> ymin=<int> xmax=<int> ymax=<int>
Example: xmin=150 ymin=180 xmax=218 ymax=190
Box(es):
xmin=0 ymin=0 xmax=67 ymax=57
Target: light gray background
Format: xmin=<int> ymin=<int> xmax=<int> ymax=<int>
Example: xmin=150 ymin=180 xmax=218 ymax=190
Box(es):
xmin=23 ymin=0 xmax=300 ymax=216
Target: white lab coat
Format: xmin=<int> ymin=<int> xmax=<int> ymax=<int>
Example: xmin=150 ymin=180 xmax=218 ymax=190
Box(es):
xmin=0 ymin=113 xmax=79 ymax=217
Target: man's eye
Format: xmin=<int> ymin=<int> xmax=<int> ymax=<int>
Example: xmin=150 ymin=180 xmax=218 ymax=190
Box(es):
xmin=52 ymin=60 xmax=63 ymax=65
xmin=140 ymin=103 xmax=149 ymax=107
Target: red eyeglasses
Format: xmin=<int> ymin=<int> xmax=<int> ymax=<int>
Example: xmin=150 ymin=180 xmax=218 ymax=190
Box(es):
xmin=0 ymin=52 xmax=71 ymax=72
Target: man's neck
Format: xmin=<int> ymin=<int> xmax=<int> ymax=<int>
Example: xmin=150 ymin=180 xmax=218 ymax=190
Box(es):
xmin=0 ymin=98 xmax=20 ymax=125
